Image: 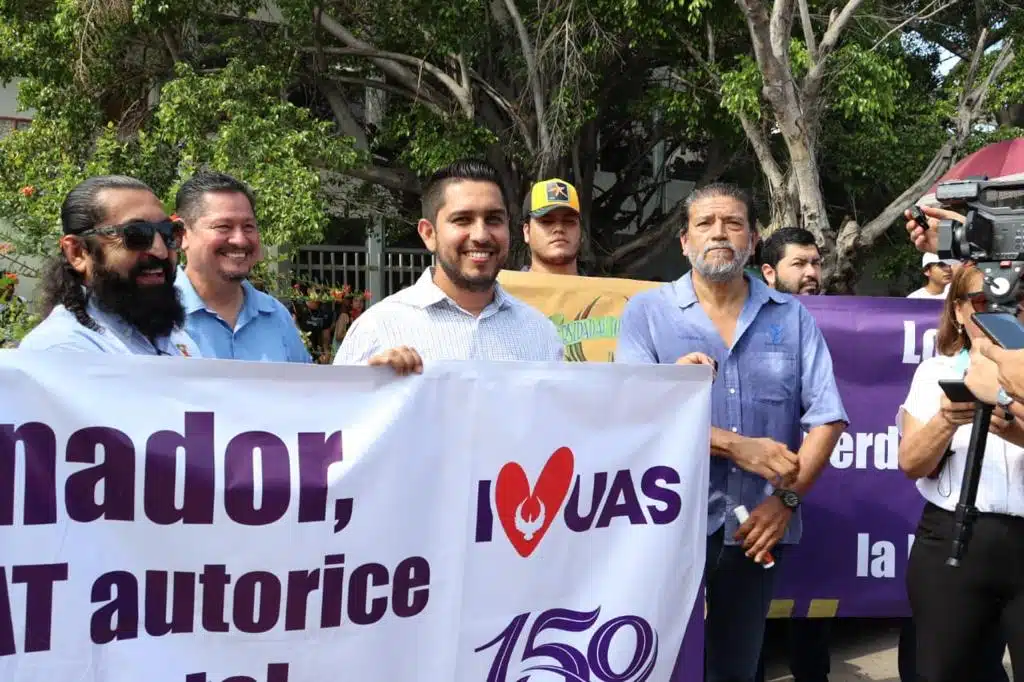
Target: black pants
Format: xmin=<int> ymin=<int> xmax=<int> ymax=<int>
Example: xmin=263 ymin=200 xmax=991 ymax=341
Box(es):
xmin=897 ymin=618 xmax=1008 ymax=682
xmin=907 ymin=502 xmax=1024 ymax=682
xmin=754 ymin=618 xmax=831 ymax=682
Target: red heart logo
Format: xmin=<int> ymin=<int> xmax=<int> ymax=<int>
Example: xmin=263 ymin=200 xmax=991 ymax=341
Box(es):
xmin=494 ymin=447 xmax=575 ymax=557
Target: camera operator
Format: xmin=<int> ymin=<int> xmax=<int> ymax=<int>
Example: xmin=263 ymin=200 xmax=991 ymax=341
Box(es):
xmin=898 ymin=262 xmax=1019 ymax=681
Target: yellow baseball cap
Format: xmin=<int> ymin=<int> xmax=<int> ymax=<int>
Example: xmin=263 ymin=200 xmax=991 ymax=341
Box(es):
xmin=524 ymin=178 xmax=581 ymax=218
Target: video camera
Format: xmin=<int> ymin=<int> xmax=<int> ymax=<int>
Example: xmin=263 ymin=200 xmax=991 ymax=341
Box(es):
xmin=929 ymin=177 xmax=1024 ymax=312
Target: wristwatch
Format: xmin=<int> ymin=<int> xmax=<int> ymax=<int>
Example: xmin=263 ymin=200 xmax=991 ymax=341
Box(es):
xmin=772 ymin=488 xmax=801 ymax=510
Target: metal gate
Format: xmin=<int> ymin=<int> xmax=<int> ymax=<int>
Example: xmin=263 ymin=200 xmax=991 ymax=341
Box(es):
xmin=292 ymin=245 xmax=434 ymax=301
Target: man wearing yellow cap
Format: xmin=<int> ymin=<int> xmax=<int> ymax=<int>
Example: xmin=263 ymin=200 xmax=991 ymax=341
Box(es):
xmin=522 ymin=178 xmax=583 ymax=275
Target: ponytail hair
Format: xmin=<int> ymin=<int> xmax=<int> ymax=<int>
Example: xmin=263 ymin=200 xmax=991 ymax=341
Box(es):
xmin=38 ymin=246 xmax=99 ymax=331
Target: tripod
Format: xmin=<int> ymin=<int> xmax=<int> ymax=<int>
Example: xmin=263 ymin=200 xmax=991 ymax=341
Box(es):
xmin=946 ymin=262 xmax=1022 ymax=567
xmin=946 ymin=401 xmax=992 ymax=567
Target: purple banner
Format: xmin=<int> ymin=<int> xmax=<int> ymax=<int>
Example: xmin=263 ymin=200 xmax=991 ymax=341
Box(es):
xmin=772 ymin=295 xmax=945 ymax=618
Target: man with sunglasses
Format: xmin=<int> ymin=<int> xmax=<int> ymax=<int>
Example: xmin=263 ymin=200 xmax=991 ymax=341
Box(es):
xmin=173 ymin=172 xmax=310 ymax=363
xmin=19 ymin=175 xmax=200 ymax=356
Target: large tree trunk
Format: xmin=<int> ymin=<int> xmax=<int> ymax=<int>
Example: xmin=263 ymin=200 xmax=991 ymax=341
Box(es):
xmin=766 ymin=179 xmax=800 ymax=235
xmin=783 ymin=133 xmax=829 ymax=241
xmin=822 ymin=216 xmax=861 ymax=293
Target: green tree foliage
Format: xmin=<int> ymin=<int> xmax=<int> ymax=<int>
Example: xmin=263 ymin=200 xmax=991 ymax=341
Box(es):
xmin=0 ymin=0 xmax=1019 ymax=291
xmin=0 ymin=0 xmax=358 ymax=259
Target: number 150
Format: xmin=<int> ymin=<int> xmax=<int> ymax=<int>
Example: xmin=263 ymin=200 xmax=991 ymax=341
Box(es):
xmin=474 ymin=607 xmax=659 ymax=682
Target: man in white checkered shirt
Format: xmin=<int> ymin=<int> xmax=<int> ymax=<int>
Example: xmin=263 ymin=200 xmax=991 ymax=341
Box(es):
xmin=333 ymin=159 xmax=564 ymax=373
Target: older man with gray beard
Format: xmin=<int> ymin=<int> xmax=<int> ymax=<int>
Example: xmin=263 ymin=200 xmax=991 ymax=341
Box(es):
xmin=615 ymin=183 xmax=848 ymax=682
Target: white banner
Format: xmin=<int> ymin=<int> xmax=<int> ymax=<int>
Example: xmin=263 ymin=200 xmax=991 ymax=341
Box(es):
xmin=0 ymin=351 xmax=710 ymax=682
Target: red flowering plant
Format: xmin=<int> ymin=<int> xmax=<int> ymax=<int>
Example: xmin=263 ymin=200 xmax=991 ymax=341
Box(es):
xmin=268 ymin=276 xmax=371 ymax=361
xmin=0 ymin=245 xmax=41 ymax=348
xmin=286 ymin=278 xmax=370 ymax=306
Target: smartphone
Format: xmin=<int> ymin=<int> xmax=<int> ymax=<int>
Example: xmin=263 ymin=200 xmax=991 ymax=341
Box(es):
xmin=972 ymin=312 xmax=1024 ymax=350
xmin=938 ymin=379 xmax=977 ymax=403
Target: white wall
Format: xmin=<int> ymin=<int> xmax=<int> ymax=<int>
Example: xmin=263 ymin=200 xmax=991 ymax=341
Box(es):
xmin=0 ymin=79 xmax=37 ymax=301
xmin=0 ymin=79 xmax=33 ymax=120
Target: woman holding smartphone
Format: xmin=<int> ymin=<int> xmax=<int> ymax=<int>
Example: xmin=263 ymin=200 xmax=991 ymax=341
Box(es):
xmin=898 ymin=263 xmax=1020 ymax=681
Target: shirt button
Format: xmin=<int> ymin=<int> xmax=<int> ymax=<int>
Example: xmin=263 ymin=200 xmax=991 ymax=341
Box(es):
xmin=731 ymin=427 xmax=738 ymax=433
xmin=731 ymin=467 xmax=738 ymax=473
xmin=729 ymin=388 xmax=736 ymax=394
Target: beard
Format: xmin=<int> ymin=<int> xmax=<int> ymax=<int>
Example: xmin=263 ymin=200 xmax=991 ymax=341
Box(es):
xmin=90 ymin=252 xmax=184 ymax=340
xmin=436 ymin=243 xmax=507 ymax=293
xmin=776 ymin=277 xmax=821 ymax=295
xmin=688 ymin=239 xmax=754 ymax=283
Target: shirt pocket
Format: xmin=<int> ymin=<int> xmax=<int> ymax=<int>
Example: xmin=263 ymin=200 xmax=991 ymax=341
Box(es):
xmin=746 ymin=350 xmax=799 ymax=405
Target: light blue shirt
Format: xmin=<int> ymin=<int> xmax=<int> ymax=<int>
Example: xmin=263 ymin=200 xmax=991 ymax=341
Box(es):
xmin=174 ymin=267 xmax=311 ymax=363
xmin=615 ymin=272 xmax=848 ymax=545
xmin=18 ymin=299 xmax=201 ymax=357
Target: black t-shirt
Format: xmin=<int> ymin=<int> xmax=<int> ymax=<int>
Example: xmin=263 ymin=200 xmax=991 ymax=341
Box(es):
xmin=294 ymin=303 xmax=335 ymax=351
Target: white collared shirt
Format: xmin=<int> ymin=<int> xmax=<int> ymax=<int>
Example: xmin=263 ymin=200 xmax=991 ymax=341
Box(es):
xmin=18 ymin=298 xmax=201 ymax=357
xmin=898 ymin=354 xmax=1024 ymax=516
xmin=333 ymin=268 xmax=564 ymax=364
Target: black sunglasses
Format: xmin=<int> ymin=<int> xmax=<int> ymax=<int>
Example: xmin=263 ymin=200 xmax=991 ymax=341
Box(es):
xmin=964 ymin=290 xmax=987 ymax=313
xmin=965 ymin=290 xmax=1024 ymax=315
xmin=79 ymin=219 xmax=185 ymax=252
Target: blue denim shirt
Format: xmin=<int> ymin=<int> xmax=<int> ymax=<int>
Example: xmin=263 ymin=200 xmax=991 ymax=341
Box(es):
xmin=174 ymin=268 xmax=311 ymax=363
xmin=615 ymin=273 xmax=848 ymax=545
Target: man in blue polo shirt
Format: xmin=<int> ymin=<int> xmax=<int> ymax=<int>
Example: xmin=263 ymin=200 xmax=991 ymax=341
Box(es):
xmin=173 ymin=172 xmax=309 ymax=363
xmin=615 ymin=183 xmax=847 ymax=682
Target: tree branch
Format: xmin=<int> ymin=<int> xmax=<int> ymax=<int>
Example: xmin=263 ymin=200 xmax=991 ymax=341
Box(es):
xmin=768 ymin=0 xmax=796 ymax=63
xmin=735 ymin=0 xmax=779 ymax=78
xmin=856 ymin=139 xmax=956 ymax=245
xmin=816 ymin=0 xmax=865 ymax=58
xmin=316 ymin=12 xmax=429 ymax=98
xmin=343 ymin=164 xmax=422 ymax=194
xmin=867 ymin=0 xmax=959 ymax=53
xmin=739 ymin=114 xmax=786 ymax=192
xmin=311 ymin=46 xmax=473 ymax=117
xmin=455 ymin=53 xmax=470 ymax=94
xmin=605 ymin=145 xmax=739 ymax=272
xmin=161 ymin=28 xmax=181 ymax=63
xmin=802 ymin=0 xmax=866 ymax=104
xmin=798 ymin=0 xmax=818 ymax=64
xmin=501 ymin=0 xmax=550 ymax=156
xmin=469 ymin=71 xmax=535 ymax=155
xmin=329 ymin=74 xmax=439 ymax=107
xmin=604 ymin=205 xmax=682 ymax=268
xmin=850 ymin=35 xmax=1016 ymax=248
xmin=677 ymin=31 xmax=785 ymax=192
xmin=318 ymin=79 xmax=369 ymax=150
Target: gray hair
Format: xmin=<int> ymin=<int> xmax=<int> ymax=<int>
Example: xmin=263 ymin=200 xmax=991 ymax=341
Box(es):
xmin=681 ymin=182 xmax=757 ymax=235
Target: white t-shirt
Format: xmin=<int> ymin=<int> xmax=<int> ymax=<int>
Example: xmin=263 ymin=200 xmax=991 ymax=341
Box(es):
xmin=898 ymin=354 xmax=1024 ymax=516
xmin=907 ymin=286 xmax=948 ymax=300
